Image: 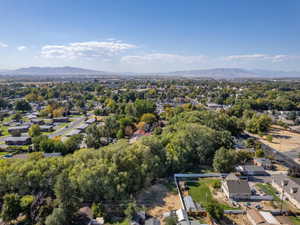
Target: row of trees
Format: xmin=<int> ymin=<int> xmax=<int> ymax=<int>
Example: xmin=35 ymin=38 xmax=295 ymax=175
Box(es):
xmin=0 ymin=108 xmax=242 ymax=224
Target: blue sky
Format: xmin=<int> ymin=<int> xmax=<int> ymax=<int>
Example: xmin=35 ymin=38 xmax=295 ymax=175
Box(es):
xmin=0 ymin=0 xmax=300 ymax=72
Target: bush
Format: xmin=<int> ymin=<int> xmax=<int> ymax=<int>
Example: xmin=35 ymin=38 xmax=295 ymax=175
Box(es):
xmin=266 ymin=135 xmax=273 ymax=143
xmin=255 ymin=148 xmax=265 ymax=158
xmin=212 ymin=180 xmax=221 ymax=189
xmin=206 ymin=202 xmax=224 ymax=222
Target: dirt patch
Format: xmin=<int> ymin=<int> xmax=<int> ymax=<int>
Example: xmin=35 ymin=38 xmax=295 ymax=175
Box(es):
xmin=137 ymin=184 xmax=181 ymax=223
xmin=255 ymin=125 xmax=300 ymax=152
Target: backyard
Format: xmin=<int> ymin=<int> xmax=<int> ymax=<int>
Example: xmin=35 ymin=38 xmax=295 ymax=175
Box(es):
xmin=188 ymin=178 xmax=237 ymax=210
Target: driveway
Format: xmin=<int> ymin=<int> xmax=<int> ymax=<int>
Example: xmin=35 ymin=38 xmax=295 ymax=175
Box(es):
xmin=48 ymin=117 xmax=86 ymax=138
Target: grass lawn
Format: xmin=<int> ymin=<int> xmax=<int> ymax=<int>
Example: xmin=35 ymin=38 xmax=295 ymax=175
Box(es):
xmin=0 ymin=152 xmax=8 ymax=157
xmin=1 ymin=126 xmax=10 ymax=136
xmin=2 ymin=115 xmax=13 ymax=123
xmin=289 ymin=216 xmax=300 ymax=225
xmin=256 ymin=183 xmax=294 ymax=210
xmin=112 ymin=219 xmax=130 ymax=225
xmin=57 ymin=122 xmax=69 ymax=128
xmin=188 ymin=178 xmax=237 ymax=210
xmin=256 ymin=183 xmax=280 ymax=201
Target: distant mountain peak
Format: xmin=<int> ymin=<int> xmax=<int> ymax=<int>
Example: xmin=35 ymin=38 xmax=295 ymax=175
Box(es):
xmin=12 ymin=66 xmax=106 ymax=75
xmin=1 ymin=66 xmax=300 ymax=78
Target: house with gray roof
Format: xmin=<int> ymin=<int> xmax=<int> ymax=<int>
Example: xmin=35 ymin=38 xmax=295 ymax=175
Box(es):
xmin=236 ymin=165 xmax=268 ymax=176
xmin=39 ymin=125 xmax=53 ymax=132
xmin=222 ymin=173 xmax=251 ymax=200
xmin=66 ymin=129 xmax=82 ymax=137
xmin=5 ymin=136 xmax=31 ymax=145
xmin=86 ymin=117 xmax=96 ymax=124
xmin=77 ymin=123 xmax=89 ymax=131
xmin=8 ymin=125 xmax=30 ymax=136
xmin=53 ymin=117 xmax=69 ymax=123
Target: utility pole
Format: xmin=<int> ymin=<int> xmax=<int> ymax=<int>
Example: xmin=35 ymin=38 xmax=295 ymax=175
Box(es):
xmin=280 ymin=179 xmax=289 ymax=214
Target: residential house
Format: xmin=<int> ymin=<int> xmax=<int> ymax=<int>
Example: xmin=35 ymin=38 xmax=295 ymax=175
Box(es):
xmin=39 ymin=125 xmax=53 ymax=132
xmin=86 ymin=118 xmax=96 ymax=124
xmin=8 ymin=125 xmax=30 ymax=136
xmin=222 ymin=173 xmax=251 ymax=200
xmin=236 ymin=165 xmax=268 ymax=176
xmin=53 ymin=117 xmax=69 ymax=123
xmin=31 ymin=119 xmax=45 ymax=125
xmin=66 ymin=129 xmax=82 ymax=137
xmin=272 ymin=174 xmax=300 ymax=209
xmin=77 ymin=123 xmax=89 ymax=131
xmin=5 ymin=136 xmax=31 ymax=145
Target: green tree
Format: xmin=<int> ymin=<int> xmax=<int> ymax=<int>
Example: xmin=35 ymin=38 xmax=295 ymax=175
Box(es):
xmin=206 ymin=202 xmax=224 ymax=222
xmin=246 ymin=114 xmax=272 ymax=134
xmin=15 ymin=100 xmax=32 ymax=112
xmin=266 ymin=135 xmax=273 ymax=143
xmin=91 ymin=202 xmax=106 ymax=218
xmin=29 ymin=124 xmax=41 ymax=137
xmin=134 ymin=99 xmax=156 ymax=117
xmin=54 ymin=172 xmax=79 ymax=220
xmin=45 ymin=207 xmax=67 ymax=225
xmin=20 ymin=195 xmax=34 ymax=223
xmin=124 ymin=202 xmax=138 ymax=220
xmin=213 ymin=147 xmax=236 ymax=173
xmin=12 ymin=112 xmax=22 ymax=122
xmin=255 ymin=148 xmax=265 ymax=158
xmin=64 ymin=134 xmax=83 ymax=154
xmin=1 ymin=193 xmax=21 ymax=223
xmin=164 ymin=216 xmax=177 ymax=225
xmin=140 ymin=113 xmax=157 ymax=124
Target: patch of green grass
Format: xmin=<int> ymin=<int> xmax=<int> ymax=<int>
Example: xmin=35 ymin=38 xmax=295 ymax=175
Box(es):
xmin=1 ymin=126 xmax=10 ymax=136
xmin=2 ymin=115 xmax=13 ymax=123
xmin=57 ymin=122 xmax=69 ymax=128
xmin=0 ymin=152 xmax=8 ymax=156
xmin=111 ymin=219 xmax=130 ymax=225
xmin=188 ymin=178 xmax=237 ymax=210
xmin=256 ymin=183 xmax=293 ymax=210
xmin=289 ymin=216 xmax=300 ymax=225
xmin=256 ymin=183 xmax=280 ymax=201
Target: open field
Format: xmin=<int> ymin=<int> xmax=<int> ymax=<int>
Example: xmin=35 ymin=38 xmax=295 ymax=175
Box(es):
xmin=137 ymin=183 xmax=181 ymax=224
xmin=257 ymin=125 xmax=300 ymax=152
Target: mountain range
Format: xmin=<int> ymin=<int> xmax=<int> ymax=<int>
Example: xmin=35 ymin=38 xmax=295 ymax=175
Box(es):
xmin=1 ymin=66 xmax=300 ymax=78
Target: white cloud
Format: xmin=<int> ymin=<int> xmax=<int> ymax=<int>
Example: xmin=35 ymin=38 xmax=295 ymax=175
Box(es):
xmin=0 ymin=42 xmax=8 ymax=48
xmin=121 ymin=53 xmax=207 ymax=65
xmin=225 ymin=54 xmax=290 ymax=62
xmin=41 ymin=40 xmax=136 ymax=59
xmin=17 ymin=46 xmax=27 ymax=51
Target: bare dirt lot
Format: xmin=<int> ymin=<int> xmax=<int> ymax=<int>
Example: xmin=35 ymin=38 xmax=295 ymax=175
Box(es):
xmin=258 ymin=125 xmax=300 ymax=152
xmin=137 ymin=183 xmax=181 ymax=223
xmin=251 ymin=125 xmax=300 ymax=164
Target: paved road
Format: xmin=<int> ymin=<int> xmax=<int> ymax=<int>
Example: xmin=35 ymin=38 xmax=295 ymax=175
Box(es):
xmin=48 ymin=117 xmax=86 ymax=138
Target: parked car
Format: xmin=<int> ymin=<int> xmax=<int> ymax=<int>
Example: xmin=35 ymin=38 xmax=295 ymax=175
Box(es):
xmin=255 ymin=205 xmax=262 ymax=209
